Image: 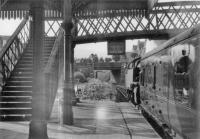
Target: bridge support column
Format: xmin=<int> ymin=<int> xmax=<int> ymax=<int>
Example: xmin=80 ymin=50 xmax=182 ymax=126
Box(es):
xmin=72 ymin=44 xmax=77 ymax=105
xmin=61 ymin=0 xmax=73 ymax=125
xmin=29 ymin=2 xmax=48 ymax=139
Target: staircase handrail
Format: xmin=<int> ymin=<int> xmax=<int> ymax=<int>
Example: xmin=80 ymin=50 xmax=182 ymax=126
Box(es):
xmin=44 ymin=28 xmax=64 ymax=73
xmin=44 ymin=28 xmax=64 ymax=119
xmin=0 ymin=15 xmax=29 ymax=60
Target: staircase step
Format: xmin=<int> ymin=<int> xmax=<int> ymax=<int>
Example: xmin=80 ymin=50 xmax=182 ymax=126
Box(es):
xmin=0 ymin=102 xmax=31 ymax=108
xmin=0 ymin=108 xmax=32 ymax=115
xmin=5 ymin=81 xmax=32 ymax=86
xmin=8 ymin=77 xmax=32 ymax=81
xmin=25 ymin=48 xmax=53 ymax=52
xmin=20 ymin=57 xmax=33 ymax=60
xmin=25 ymin=48 xmax=53 ymax=51
xmin=43 ymin=54 xmax=51 ymax=57
xmin=45 ymin=40 xmax=55 ymax=42
xmin=45 ymin=42 xmax=55 ymax=45
xmin=16 ymin=63 xmax=33 ymax=66
xmin=2 ymin=91 xmax=32 ymax=96
xmin=44 ymin=46 xmax=53 ymax=49
xmin=18 ymin=60 xmax=49 ymax=64
xmin=3 ymin=86 xmax=32 ymax=91
xmin=18 ymin=61 xmax=33 ymax=64
xmin=0 ymin=37 xmax=55 ymax=121
xmin=0 ymin=114 xmax=31 ymax=121
xmin=15 ymin=66 xmax=32 ymax=69
xmin=11 ymin=72 xmax=32 ymax=77
xmin=22 ymin=55 xmax=33 ymax=58
xmin=0 ymin=96 xmax=32 ymax=102
xmin=20 ymin=53 xmax=33 ymax=56
xmin=14 ymin=68 xmax=32 ymax=72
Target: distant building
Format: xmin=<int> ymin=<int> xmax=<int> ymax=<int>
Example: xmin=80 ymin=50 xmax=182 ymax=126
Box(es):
xmin=132 ymin=40 xmax=146 ymax=57
xmin=145 ymin=40 xmax=166 ymax=53
xmin=120 ymin=40 xmax=146 ymax=63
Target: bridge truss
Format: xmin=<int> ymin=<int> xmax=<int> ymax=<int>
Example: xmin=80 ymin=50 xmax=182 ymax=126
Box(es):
xmin=74 ymin=1 xmax=200 ymax=43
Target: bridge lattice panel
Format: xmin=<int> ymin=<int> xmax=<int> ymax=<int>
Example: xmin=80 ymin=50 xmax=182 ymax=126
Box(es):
xmin=1 ymin=1 xmax=199 ymax=43
xmin=0 ymin=0 xmax=8 ymax=9
xmin=45 ymin=20 xmax=62 ymax=37
xmin=74 ymin=1 xmax=200 ymax=43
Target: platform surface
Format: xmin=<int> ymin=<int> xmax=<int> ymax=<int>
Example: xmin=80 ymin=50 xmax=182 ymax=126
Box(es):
xmin=0 ymin=100 xmax=161 ymax=139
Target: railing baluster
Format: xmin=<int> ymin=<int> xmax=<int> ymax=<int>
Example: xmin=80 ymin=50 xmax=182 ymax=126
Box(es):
xmin=44 ymin=28 xmax=64 ymax=119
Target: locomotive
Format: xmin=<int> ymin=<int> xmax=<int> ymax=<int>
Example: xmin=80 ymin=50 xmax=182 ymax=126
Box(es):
xmin=126 ymin=24 xmax=200 ymax=139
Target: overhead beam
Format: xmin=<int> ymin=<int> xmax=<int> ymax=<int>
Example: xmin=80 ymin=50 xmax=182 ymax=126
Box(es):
xmin=73 ymin=30 xmax=174 ymax=44
xmin=1 ymin=0 xmax=61 ymax=11
xmin=94 ymin=62 xmax=122 ymax=70
xmin=82 ymin=0 xmax=148 ymax=11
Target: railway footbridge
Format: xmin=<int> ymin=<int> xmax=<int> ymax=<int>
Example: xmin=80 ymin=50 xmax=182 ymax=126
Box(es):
xmin=0 ymin=0 xmax=199 ymax=138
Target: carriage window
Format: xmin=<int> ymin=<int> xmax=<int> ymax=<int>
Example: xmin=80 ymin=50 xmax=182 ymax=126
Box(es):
xmin=175 ymin=50 xmax=191 ymax=73
xmin=133 ymin=67 xmax=140 ymax=82
xmin=173 ymin=42 xmax=194 ymax=107
xmin=141 ymin=69 xmax=145 ymax=86
xmin=153 ymin=66 xmax=156 ymax=89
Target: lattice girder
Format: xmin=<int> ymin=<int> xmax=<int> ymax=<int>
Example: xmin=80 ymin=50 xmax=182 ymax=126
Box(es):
xmin=45 ymin=20 xmax=62 ymax=37
xmin=74 ymin=1 xmax=200 ymax=43
xmin=0 ymin=0 xmax=8 ymax=9
xmin=10 ymin=1 xmax=200 ymax=43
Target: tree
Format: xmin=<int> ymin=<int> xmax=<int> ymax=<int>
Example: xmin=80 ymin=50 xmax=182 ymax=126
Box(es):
xmin=105 ymin=57 xmax=112 ymax=63
xmin=112 ymin=55 xmax=120 ymax=62
xmin=89 ymin=53 xmax=99 ymax=63
xmin=74 ymin=71 xmax=86 ymax=83
xmin=99 ymin=57 xmax=104 ymax=63
xmin=131 ymin=53 xmax=138 ymax=58
xmin=80 ymin=68 xmax=92 ymax=78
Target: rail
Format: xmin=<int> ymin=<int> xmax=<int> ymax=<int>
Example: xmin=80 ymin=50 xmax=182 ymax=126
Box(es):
xmin=0 ymin=15 xmax=30 ymax=87
xmin=44 ymin=28 xmax=64 ymax=119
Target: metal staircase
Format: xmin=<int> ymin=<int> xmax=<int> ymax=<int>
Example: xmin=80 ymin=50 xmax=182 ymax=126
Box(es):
xmin=0 ymin=37 xmax=55 ymax=121
xmin=0 ymin=14 xmax=63 ymax=121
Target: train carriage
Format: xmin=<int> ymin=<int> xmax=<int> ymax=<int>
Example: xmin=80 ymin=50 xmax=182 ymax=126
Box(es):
xmin=139 ymin=24 xmax=200 ymax=139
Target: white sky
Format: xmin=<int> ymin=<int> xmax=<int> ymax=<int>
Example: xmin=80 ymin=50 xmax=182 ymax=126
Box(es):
xmin=0 ymin=19 xmax=21 ymax=35
xmin=74 ymin=40 xmax=137 ymax=58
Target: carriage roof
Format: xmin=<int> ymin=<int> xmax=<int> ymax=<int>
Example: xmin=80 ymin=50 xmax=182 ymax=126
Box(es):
xmin=142 ymin=23 xmax=200 ymax=60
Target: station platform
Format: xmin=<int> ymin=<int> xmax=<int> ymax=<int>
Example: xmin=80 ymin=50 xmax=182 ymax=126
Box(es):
xmin=0 ymin=100 xmax=161 ymax=139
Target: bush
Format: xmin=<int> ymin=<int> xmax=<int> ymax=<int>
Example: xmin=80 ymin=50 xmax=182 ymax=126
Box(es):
xmin=74 ymin=71 xmax=86 ymax=83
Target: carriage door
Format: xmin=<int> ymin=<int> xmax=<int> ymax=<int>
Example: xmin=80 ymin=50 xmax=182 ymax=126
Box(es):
xmin=155 ymin=59 xmax=170 ymax=125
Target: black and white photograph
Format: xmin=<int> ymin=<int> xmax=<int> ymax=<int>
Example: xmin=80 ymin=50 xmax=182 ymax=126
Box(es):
xmin=0 ymin=0 xmax=199 ymax=139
